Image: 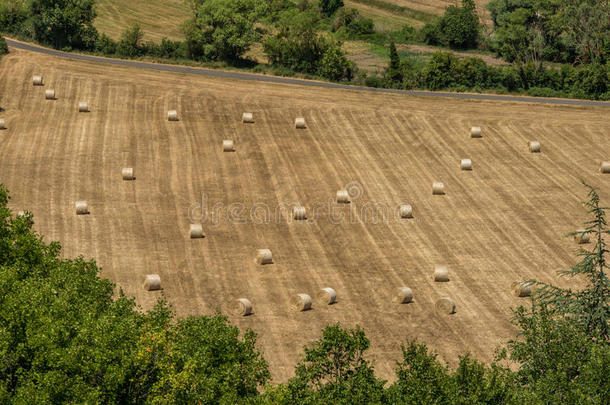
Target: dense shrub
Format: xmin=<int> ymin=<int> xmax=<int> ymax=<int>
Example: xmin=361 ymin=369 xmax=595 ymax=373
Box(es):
xmin=0 ymin=36 xmax=7 ymax=56
xmin=332 ymin=8 xmax=374 ymax=39
xmin=319 ymin=0 xmax=343 ymax=15
xmin=421 ymin=0 xmax=480 ymax=50
xmin=116 ymin=24 xmax=143 ymax=58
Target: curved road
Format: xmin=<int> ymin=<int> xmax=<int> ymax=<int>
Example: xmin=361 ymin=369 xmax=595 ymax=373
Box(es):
xmin=7 ymin=38 xmax=610 ymax=108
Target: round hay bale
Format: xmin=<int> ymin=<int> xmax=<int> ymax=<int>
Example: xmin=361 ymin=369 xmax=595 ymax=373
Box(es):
xmin=33 ymin=75 xmax=43 ymax=86
xmin=78 ymin=102 xmax=89 ymax=113
xmin=511 ymin=281 xmax=532 ymax=297
xmin=435 ymin=297 xmax=456 ymax=314
xmin=231 ymin=298 xmax=253 ymax=316
xmin=600 ymin=162 xmax=610 ymax=174
xmin=0 ymin=119 xmax=5 ymax=130
xmin=433 ymin=266 xmax=449 ymax=282
xmin=222 ymin=140 xmax=234 ymax=152
xmin=528 ymin=141 xmax=541 ymax=153
xmin=295 ymin=117 xmax=306 ymax=129
xmin=167 ymin=110 xmax=178 ymax=121
xmin=190 ymin=224 xmax=204 ymax=238
xmin=393 ymin=287 xmax=413 ymax=304
xmin=574 ymin=229 xmax=590 ymax=244
xmin=242 ymin=112 xmax=254 ymax=123
xmin=336 ymin=190 xmax=350 ymax=204
xmin=45 ymin=89 xmax=55 ymax=100
xmin=316 ymin=287 xmax=337 ymax=305
xmin=256 ymin=249 xmax=273 ymax=265
xmin=460 ymin=159 xmax=472 ymax=171
xmin=122 ymin=168 xmax=135 ymax=180
xmin=400 ymin=204 xmax=413 ymax=219
xmin=291 ymin=293 xmax=312 ymax=311
xmin=143 ymin=274 xmax=161 ymax=291
xmin=432 ymin=182 xmax=445 ymax=195
xmin=75 ymin=201 xmax=89 ymax=215
xmin=471 ymin=127 xmax=482 ymax=138
xmin=293 ymin=206 xmax=307 ymax=220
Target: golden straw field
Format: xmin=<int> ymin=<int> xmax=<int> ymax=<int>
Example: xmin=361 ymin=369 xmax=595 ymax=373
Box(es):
xmin=0 ymin=47 xmax=608 ymax=382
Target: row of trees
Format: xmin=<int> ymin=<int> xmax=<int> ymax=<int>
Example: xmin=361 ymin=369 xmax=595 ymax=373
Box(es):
xmin=0 ymin=181 xmax=608 ymax=403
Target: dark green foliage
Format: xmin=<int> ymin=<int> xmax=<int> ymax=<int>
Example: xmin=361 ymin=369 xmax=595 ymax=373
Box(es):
xmin=264 ymin=7 xmax=353 ymax=80
xmin=183 ymin=0 xmax=268 ymax=62
xmin=0 ymin=184 xmax=269 ymax=403
xmin=421 ymin=0 xmax=480 ymax=50
xmin=266 ymin=324 xmax=385 ymax=404
xmin=319 ymin=0 xmax=344 ymax=16
xmin=28 ymin=0 xmax=98 ymax=50
xmin=0 ymin=36 xmax=7 ymax=56
xmin=385 ymin=41 xmax=402 ymax=85
xmin=0 ymin=1 xmax=28 ymax=36
xmin=95 ymin=34 xmax=117 ymax=55
xmin=116 ymin=24 xmax=143 ymax=58
xmin=332 ymin=8 xmax=374 ymax=39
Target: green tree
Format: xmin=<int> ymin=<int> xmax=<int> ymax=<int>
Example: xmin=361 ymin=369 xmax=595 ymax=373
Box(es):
xmin=0 ymin=184 xmax=270 ymax=403
xmin=319 ymin=0 xmax=344 ymax=16
xmin=267 ymin=324 xmax=385 ymax=404
xmin=318 ymin=44 xmax=354 ymax=81
xmin=535 ymin=183 xmax=610 ymax=340
xmin=422 ymin=52 xmax=458 ymax=90
xmin=27 ymin=0 xmax=98 ymax=50
xmin=438 ymin=0 xmax=481 ymax=50
xmin=183 ymin=0 xmax=267 ymax=62
xmin=116 ymin=24 xmax=144 ymax=58
xmin=387 ymin=42 xmax=402 ymax=83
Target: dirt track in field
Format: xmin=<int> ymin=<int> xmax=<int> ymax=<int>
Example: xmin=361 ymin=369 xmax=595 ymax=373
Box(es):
xmin=1 ymin=48 xmax=608 ymax=382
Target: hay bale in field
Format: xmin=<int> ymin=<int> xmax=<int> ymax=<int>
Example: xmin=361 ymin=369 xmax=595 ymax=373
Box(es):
xmin=45 ymin=89 xmax=56 ymax=100
xmin=461 ymin=159 xmax=472 ymax=170
xmin=601 ymin=162 xmax=610 ymax=173
xmin=393 ymin=287 xmax=413 ymax=304
xmin=256 ymin=249 xmax=273 ymax=265
xmin=432 ymin=182 xmax=445 ymax=195
xmin=143 ymin=274 xmax=161 ymax=291
xmin=433 ymin=266 xmax=449 ymax=282
xmin=122 ymin=168 xmax=135 ymax=180
xmin=222 ymin=140 xmax=234 ymax=152
xmin=435 ymin=297 xmax=456 ymax=314
xmin=574 ymin=229 xmax=590 ymax=244
xmin=190 ymin=224 xmax=204 ymax=238
xmin=0 ymin=119 xmax=5 ymax=130
xmin=295 ymin=117 xmax=306 ymax=129
xmin=75 ymin=201 xmax=89 ymax=215
xmin=33 ymin=75 xmax=43 ymax=86
xmin=167 ymin=110 xmax=178 ymax=121
xmin=336 ymin=190 xmax=350 ymax=204
xmin=293 ymin=206 xmax=307 ymax=220
xmin=78 ymin=102 xmax=89 ymax=112
xmin=511 ymin=281 xmax=532 ymax=297
xmin=316 ymin=287 xmax=337 ymax=305
xmin=291 ymin=293 xmax=312 ymax=311
xmin=529 ymin=141 xmax=541 ymax=153
xmin=471 ymin=127 xmax=482 ymax=138
xmin=231 ymin=298 xmax=253 ymax=316
xmin=242 ymin=112 xmax=254 ymax=123
xmin=400 ymin=204 xmax=413 ymax=219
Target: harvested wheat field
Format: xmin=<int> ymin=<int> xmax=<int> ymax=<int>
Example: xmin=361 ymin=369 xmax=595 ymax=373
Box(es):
xmin=1 ymin=47 xmax=609 ymax=382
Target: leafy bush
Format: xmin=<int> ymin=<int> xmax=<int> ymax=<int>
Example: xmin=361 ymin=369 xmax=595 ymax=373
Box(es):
xmin=116 ymin=24 xmax=143 ymax=58
xmin=332 ymin=8 xmax=374 ymax=39
xmin=95 ymin=34 xmax=117 ymax=55
xmin=422 ymin=0 xmax=480 ymax=50
xmin=318 ymin=44 xmax=354 ymax=81
xmin=0 ymin=36 xmax=7 ymax=56
xmin=319 ymin=0 xmax=344 ymax=15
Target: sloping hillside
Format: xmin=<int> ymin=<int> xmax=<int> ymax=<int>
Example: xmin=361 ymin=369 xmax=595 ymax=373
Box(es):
xmin=0 ymin=47 xmax=608 ymax=381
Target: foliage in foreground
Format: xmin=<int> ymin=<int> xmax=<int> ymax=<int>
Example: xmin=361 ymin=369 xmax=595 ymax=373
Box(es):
xmin=0 ymin=185 xmax=269 ymax=403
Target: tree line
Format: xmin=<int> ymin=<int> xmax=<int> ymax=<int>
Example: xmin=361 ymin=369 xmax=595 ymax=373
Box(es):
xmin=0 ymin=0 xmax=608 ymax=99
xmin=0 ymin=180 xmax=608 ymax=403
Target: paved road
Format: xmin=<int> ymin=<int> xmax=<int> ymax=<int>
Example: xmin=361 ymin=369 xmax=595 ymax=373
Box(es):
xmin=7 ymin=38 xmax=610 ymax=108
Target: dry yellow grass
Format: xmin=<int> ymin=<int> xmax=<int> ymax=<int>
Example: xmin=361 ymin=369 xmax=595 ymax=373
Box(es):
xmin=95 ymin=0 xmax=190 ymax=42
xmin=1 ymin=47 xmax=608 ymax=382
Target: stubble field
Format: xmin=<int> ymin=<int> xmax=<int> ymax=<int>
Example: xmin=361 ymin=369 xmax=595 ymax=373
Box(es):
xmin=0 ymin=47 xmax=608 ymax=381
